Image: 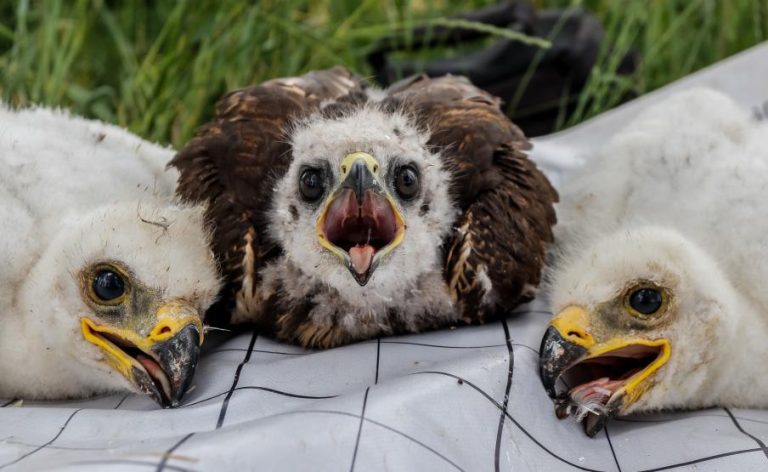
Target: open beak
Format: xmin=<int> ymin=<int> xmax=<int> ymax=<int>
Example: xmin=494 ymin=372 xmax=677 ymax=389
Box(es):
xmin=539 ymin=306 xmax=671 ymax=437
xmin=316 ymin=152 xmax=405 ymax=286
xmin=81 ymin=299 xmax=203 ymax=407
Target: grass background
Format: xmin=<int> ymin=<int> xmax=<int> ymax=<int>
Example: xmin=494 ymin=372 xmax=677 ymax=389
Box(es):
xmin=0 ymin=0 xmax=766 ymax=148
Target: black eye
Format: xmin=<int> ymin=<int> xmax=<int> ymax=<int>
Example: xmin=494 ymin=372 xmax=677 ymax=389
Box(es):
xmin=92 ymin=269 xmax=126 ymax=302
xmin=628 ymin=287 xmax=664 ymax=316
xmin=394 ymin=165 xmax=420 ymax=200
xmin=299 ymin=168 xmax=325 ymax=202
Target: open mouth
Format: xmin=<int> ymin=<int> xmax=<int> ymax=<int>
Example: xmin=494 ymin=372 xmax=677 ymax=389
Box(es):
xmin=555 ymin=343 xmax=665 ymax=436
xmin=320 ymin=188 xmax=403 ymax=284
xmin=83 ymin=324 xmax=174 ymax=404
xmin=81 ymin=316 xmax=201 ymax=408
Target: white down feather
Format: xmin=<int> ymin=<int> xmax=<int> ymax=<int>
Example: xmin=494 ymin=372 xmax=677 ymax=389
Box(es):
xmin=551 ymin=88 xmax=768 ymax=412
xmin=0 ymin=106 xmax=221 ymax=400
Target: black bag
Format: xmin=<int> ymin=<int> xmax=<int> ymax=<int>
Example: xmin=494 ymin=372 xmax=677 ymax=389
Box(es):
xmin=367 ymin=1 xmax=636 ymax=136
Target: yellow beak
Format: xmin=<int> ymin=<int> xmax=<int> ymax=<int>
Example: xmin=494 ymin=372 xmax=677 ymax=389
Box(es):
xmin=81 ymin=299 xmax=203 ymax=407
xmin=539 ymin=305 xmax=671 ymax=435
xmin=315 ymin=152 xmax=406 ymax=286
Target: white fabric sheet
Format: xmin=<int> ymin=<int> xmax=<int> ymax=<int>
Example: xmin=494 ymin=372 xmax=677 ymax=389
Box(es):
xmin=1 ymin=42 xmax=767 ymax=472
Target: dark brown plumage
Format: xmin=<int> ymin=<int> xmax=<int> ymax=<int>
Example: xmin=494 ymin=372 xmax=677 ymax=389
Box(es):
xmin=170 ymin=67 xmax=366 ymax=326
xmin=170 ymin=66 xmax=557 ymax=348
xmin=384 ymin=74 xmax=558 ymax=323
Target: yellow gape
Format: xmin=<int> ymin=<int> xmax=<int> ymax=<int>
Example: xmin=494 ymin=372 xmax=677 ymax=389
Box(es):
xmin=548 ymin=305 xmax=672 ymax=404
xmin=315 ymin=151 xmax=406 ymax=286
xmin=80 ymin=299 xmax=203 ymax=390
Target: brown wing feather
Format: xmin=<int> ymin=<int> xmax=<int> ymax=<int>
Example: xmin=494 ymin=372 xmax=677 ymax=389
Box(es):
xmin=385 ymin=74 xmax=558 ymax=322
xmin=169 ymin=66 xmax=366 ymax=325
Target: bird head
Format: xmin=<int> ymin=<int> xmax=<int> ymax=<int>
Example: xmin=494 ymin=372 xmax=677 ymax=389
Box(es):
xmin=17 ymin=201 xmax=221 ymax=407
xmin=269 ymin=106 xmax=455 ymax=304
xmin=539 ymin=227 xmax=733 ymax=436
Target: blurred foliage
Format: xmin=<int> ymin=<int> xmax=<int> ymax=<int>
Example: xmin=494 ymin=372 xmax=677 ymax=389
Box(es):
xmin=0 ymin=0 xmax=766 ymax=147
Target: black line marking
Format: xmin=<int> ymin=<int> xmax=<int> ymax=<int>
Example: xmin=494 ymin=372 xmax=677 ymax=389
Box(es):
xmin=68 ymin=459 xmax=192 ymax=472
xmin=494 ymin=319 xmax=514 ymax=472
xmin=512 ymin=343 xmax=540 ymax=356
xmin=349 ymin=387 xmax=370 ymax=472
xmin=273 ymin=409 xmax=465 ymax=472
xmin=208 ymin=347 xmax=305 ymax=356
xmin=604 ymin=424 xmax=621 ymax=472
xmin=724 ymin=407 xmax=768 ymax=459
xmin=411 ymin=371 xmax=604 ymax=472
xmin=0 ymin=408 xmax=82 ymax=470
xmin=183 ymin=386 xmax=338 ymax=408
xmin=235 ymin=386 xmax=336 ymax=400
xmin=509 ymin=309 xmax=552 ymax=316
xmin=1 ymin=400 xmax=16 ymax=407
xmin=379 ymin=340 xmax=506 ymax=349
xmin=157 ymin=432 xmax=195 ymax=472
xmin=638 ymin=447 xmax=763 ymax=472
xmin=733 ymin=415 xmax=768 ymax=427
xmin=114 ymin=394 xmax=130 ymax=409
xmin=354 ymin=415 xmax=465 ymax=471
xmin=216 ymin=331 xmax=258 ymax=429
xmin=218 ymin=339 xmax=533 ymax=353
xmin=374 ymin=338 xmax=381 ymax=384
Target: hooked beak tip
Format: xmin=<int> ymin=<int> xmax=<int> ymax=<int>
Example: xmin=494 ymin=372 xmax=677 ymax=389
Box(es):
xmin=81 ymin=317 xmax=202 ymax=408
xmin=539 ymin=326 xmax=588 ymax=398
xmin=151 ymin=324 xmax=201 ymax=406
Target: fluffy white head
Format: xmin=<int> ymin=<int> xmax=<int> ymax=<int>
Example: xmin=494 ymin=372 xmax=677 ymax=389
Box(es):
xmin=1 ymin=200 xmax=222 ymax=400
xmin=542 ymin=89 xmax=768 ymax=435
xmin=269 ymin=105 xmax=458 ymax=308
xmin=550 ymin=226 xmax=744 ymax=413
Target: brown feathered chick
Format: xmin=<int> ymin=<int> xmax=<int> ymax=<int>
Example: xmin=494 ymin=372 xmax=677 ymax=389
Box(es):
xmin=170 ymin=67 xmax=557 ymax=348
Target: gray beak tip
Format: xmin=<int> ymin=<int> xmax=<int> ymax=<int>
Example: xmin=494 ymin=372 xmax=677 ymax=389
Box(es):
xmin=151 ymin=324 xmax=201 ymax=407
xmin=538 ymin=326 xmax=588 ymax=399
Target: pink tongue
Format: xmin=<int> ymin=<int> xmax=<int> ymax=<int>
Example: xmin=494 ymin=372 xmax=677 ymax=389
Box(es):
xmin=136 ymin=354 xmax=164 ymax=381
xmin=349 ymin=244 xmax=375 ymax=275
xmin=569 ymin=377 xmax=625 ymax=407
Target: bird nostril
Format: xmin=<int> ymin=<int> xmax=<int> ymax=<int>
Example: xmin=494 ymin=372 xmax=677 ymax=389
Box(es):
xmin=158 ymin=326 xmax=172 ymax=335
xmin=567 ymin=330 xmax=583 ymax=339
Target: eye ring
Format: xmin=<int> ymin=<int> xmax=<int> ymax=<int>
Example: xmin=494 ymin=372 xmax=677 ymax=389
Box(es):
xmin=88 ymin=264 xmax=129 ymax=306
xmin=299 ymin=168 xmax=325 ymax=202
xmin=394 ymin=165 xmax=420 ymax=200
xmin=623 ymin=283 xmax=668 ymax=319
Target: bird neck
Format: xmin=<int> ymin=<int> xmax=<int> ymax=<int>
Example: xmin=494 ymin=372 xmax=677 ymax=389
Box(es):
xmin=0 ymin=295 xmax=52 ymax=397
xmin=707 ymin=294 xmax=768 ymax=407
xmin=0 ymin=271 xmax=85 ymax=399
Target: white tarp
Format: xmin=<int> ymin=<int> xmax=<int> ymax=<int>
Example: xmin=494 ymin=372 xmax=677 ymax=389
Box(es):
xmin=1 ymin=42 xmax=767 ymax=472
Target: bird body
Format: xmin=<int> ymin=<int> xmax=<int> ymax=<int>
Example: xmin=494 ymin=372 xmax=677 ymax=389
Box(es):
xmin=554 ymin=90 xmax=768 ymax=308
xmin=539 ymin=89 xmax=768 ymax=436
xmin=171 ymin=67 xmax=557 ymax=348
xmin=0 ymin=106 xmax=221 ymax=405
